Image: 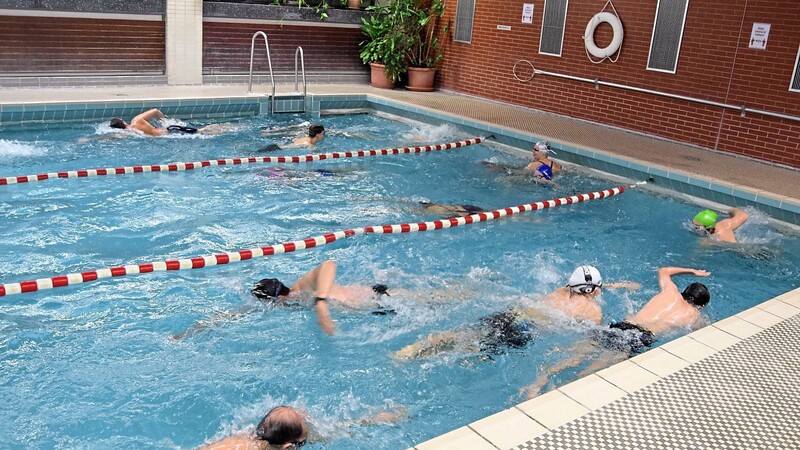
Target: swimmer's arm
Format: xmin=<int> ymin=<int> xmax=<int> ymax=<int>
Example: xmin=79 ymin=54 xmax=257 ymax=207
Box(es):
xmin=293 ymin=260 xmax=337 ymax=335
xmin=604 ymin=281 xmax=641 ymax=291
xmin=726 ymin=208 xmax=749 ymax=230
xmin=133 ymin=108 xmax=165 ymax=123
xmin=657 ymin=267 xmax=710 ymax=292
xmin=171 ymin=304 xmax=258 ymax=341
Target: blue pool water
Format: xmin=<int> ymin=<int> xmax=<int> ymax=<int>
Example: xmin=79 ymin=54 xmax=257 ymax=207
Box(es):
xmin=1 ymin=113 xmax=799 ymax=449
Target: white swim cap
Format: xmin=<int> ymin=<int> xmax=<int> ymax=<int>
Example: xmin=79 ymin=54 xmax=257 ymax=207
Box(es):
xmin=533 ymin=140 xmax=556 ymax=154
xmin=567 ymin=265 xmax=603 ymax=294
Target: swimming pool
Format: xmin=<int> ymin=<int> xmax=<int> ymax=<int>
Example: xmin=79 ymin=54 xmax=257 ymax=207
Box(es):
xmin=1 ymin=112 xmax=799 ymax=449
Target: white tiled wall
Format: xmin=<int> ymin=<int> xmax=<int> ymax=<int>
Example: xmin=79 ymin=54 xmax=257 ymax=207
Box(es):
xmin=166 ymin=0 xmax=203 ymax=85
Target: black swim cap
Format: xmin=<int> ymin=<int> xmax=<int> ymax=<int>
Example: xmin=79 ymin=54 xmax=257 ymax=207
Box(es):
xmin=309 ymin=124 xmax=325 ymax=137
xmin=109 ymin=118 xmax=126 ymax=129
xmin=252 ymin=278 xmax=290 ymax=300
xmin=255 ymin=406 xmax=306 ymax=445
xmin=682 ymin=282 xmax=710 ymax=308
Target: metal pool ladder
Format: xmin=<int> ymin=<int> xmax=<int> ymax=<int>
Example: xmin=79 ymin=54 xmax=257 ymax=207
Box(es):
xmin=248 ymin=31 xmax=307 ymax=114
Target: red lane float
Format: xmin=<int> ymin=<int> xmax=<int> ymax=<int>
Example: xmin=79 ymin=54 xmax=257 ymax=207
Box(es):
xmin=0 ymin=137 xmax=488 ymax=186
xmin=0 ymin=186 xmax=625 ymax=297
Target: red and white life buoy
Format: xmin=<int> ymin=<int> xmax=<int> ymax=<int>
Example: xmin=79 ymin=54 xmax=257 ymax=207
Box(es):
xmin=584 ymin=12 xmax=623 ymax=59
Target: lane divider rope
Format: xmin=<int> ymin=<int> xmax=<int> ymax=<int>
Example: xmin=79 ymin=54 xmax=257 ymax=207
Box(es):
xmin=0 ymin=185 xmax=634 ymax=298
xmin=0 ymin=137 xmax=489 ymax=186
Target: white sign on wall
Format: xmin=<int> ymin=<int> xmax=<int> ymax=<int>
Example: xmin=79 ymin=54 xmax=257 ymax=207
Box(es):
xmin=522 ymin=3 xmax=534 ymax=24
xmin=749 ymin=23 xmax=770 ymax=50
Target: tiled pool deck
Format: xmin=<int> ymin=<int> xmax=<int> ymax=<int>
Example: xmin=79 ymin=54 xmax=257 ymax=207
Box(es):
xmin=1 ymin=82 xmax=798 ymax=449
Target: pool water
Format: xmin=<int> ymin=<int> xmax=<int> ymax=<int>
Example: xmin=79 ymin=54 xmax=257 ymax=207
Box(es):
xmin=0 ymin=113 xmax=798 ymax=449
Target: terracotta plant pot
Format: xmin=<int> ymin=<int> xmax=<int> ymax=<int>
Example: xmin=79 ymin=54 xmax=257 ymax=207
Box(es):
xmin=406 ymin=67 xmax=437 ymax=92
xmin=369 ymin=62 xmax=395 ymax=89
xmin=346 ymin=0 xmax=362 ymax=8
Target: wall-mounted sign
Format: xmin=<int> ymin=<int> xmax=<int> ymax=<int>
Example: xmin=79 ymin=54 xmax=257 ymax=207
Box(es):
xmin=522 ymin=3 xmax=534 ymax=24
xmin=749 ymin=23 xmax=770 ymax=50
xmin=497 ymin=25 xmax=512 ymax=31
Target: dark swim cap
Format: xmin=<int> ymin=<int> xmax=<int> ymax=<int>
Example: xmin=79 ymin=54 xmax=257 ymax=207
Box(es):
xmin=682 ymin=282 xmax=710 ymax=308
xmin=252 ymin=278 xmax=290 ymax=300
xmin=309 ymin=124 xmax=325 ymax=137
xmin=255 ymin=406 xmax=306 ymax=445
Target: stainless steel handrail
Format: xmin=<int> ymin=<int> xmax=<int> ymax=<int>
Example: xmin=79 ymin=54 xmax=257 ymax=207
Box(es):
xmin=295 ymin=46 xmax=306 ymax=97
xmin=530 ymin=66 xmax=800 ymax=123
xmin=248 ymin=31 xmax=276 ymax=113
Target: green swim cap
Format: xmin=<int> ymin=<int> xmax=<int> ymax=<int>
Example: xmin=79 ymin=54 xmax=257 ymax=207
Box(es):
xmin=693 ymin=209 xmax=718 ymax=228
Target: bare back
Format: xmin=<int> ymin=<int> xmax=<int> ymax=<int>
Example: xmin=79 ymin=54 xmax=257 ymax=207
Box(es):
xmin=627 ymin=272 xmax=702 ymax=334
xmin=536 ymin=287 xmax=602 ymax=325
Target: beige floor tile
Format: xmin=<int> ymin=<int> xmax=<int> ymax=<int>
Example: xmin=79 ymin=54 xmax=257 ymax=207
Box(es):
xmin=414 ymin=426 xmax=496 ymax=450
xmin=736 ymin=307 xmax=784 ymax=329
xmin=470 ymin=407 xmax=548 ymax=449
xmin=713 ymin=315 xmax=766 ymax=340
xmin=660 ymin=336 xmax=718 ymax=363
xmin=686 ymin=325 xmax=741 ymax=351
xmin=759 ymin=298 xmax=800 ymax=318
xmin=630 ymin=347 xmax=691 ymax=377
xmin=595 ymin=359 xmax=663 ymax=393
xmin=774 ymin=288 xmax=800 ymax=308
xmin=557 ymin=374 xmax=628 ymax=410
xmin=516 ymin=389 xmax=591 ymax=430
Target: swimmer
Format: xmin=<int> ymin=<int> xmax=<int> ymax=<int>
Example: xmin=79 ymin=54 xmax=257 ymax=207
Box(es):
xmin=199 ymin=404 xmax=407 ymax=450
xmin=199 ymin=405 xmax=307 ymax=450
xmin=107 ymin=108 xmax=230 ymax=137
xmin=419 ymin=201 xmax=486 ymax=217
xmin=172 ymin=260 xmax=392 ymax=339
xmin=524 ymin=140 xmax=562 ymax=182
xmin=257 ymin=167 xmax=338 ymax=179
xmin=691 ymin=207 xmax=749 ymax=243
xmin=393 ymin=265 xmax=640 ymax=360
xmin=524 ymin=266 xmax=710 ymax=398
xmin=287 ymin=124 xmax=325 ymax=148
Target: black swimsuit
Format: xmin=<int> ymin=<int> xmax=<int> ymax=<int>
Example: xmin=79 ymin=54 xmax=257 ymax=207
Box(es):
xmin=593 ymin=321 xmax=655 ymax=355
xmin=167 ymin=125 xmax=198 ymax=134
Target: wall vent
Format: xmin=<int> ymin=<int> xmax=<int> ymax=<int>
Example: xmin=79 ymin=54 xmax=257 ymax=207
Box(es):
xmin=647 ymin=0 xmax=690 ymax=73
xmin=454 ymin=0 xmax=476 ymax=44
xmin=539 ymin=0 xmax=569 ymax=56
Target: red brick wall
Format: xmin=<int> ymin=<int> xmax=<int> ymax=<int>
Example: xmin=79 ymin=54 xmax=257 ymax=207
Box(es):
xmin=0 ymin=16 xmax=165 ymax=73
xmin=203 ymin=22 xmax=366 ymax=73
xmin=437 ymin=0 xmax=800 ymax=168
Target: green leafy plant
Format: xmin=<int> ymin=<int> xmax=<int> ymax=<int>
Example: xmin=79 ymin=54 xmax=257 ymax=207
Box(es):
xmin=359 ymin=0 xmax=413 ymax=82
xmin=405 ymin=0 xmax=445 ymax=68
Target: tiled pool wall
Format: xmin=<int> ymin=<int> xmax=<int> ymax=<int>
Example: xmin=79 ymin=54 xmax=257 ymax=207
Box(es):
xmin=1 ymin=93 xmax=797 ymax=225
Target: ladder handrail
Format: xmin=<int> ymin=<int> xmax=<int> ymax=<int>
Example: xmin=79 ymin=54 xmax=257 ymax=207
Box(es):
xmin=248 ymin=31 xmax=276 ymax=113
xmin=294 ymin=46 xmax=306 ymax=98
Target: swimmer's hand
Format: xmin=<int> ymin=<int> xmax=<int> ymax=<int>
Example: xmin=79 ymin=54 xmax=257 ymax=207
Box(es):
xmin=605 ymin=281 xmax=641 ymax=291
xmin=315 ymin=297 xmax=336 ymax=335
xmin=691 ymin=269 xmax=711 ymax=277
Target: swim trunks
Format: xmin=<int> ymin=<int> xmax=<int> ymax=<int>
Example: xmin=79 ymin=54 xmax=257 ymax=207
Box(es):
xmin=593 ymin=321 xmax=655 ymax=355
xmin=478 ymin=310 xmax=535 ymax=354
xmin=314 ymin=169 xmax=336 ymax=177
xmin=459 ymin=204 xmax=485 ymax=214
xmin=166 ymin=125 xmax=198 ymax=134
xmin=258 ymin=143 xmax=282 ymax=152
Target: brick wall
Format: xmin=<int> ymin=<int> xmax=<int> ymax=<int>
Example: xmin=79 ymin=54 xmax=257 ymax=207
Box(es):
xmin=0 ymin=16 xmax=165 ymax=73
xmin=437 ymin=0 xmax=800 ymax=168
xmin=203 ymin=22 xmax=366 ymax=73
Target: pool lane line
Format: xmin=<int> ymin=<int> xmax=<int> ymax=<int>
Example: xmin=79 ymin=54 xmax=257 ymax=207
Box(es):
xmin=0 ymin=137 xmax=489 ymax=186
xmin=0 ymin=184 xmax=635 ymax=298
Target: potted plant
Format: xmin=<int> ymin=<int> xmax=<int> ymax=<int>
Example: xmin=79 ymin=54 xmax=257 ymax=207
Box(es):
xmin=404 ymin=0 xmax=445 ymax=91
xmin=359 ymin=0 xmax=410 ymax=88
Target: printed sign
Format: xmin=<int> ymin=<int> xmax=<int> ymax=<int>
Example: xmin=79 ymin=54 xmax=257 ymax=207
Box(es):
xmin=749 ymin=23 xmax=770 ymax=50
xmin=522 ymin=3 xmax=534 ymax=24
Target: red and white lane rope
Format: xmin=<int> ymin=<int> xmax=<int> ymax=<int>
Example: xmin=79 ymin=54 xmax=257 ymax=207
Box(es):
xmin=0 ymin=137 xmax=488 ymax=186
xmin=0 ymin=185 xmax=634 ymax=297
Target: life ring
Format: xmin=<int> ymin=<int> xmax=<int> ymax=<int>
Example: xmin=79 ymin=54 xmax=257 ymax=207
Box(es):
xmin=584 ymin=12 xmax=623 ymax=59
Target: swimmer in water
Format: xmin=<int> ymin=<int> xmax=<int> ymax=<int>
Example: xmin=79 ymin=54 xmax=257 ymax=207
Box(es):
xmin=524 ymin=140 xmax=562 ymax=182
xmin=523 ymin=266 xmax=710 ymax=398
xmin=288 ymin=124 xmax=325 ymax=148
xmin=393 ymin=265 xmax=640 ymax=360
xmin=107 ymin=108 xmax=231 ymax=137
xmin=257 ymin=167 xmax=338 ymax=179
xmin=419 ymin=201 xmax=486 ymax=217
xmin=199 ymin=404 xmax=407 ymax=450
xmin=691 ymin=208 xmax=749 ymax=243
xmin=172 ymin=260 xmax=393 ymax=339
